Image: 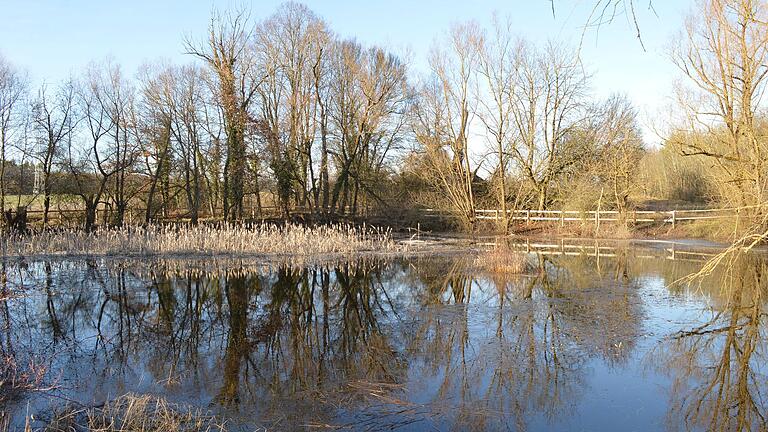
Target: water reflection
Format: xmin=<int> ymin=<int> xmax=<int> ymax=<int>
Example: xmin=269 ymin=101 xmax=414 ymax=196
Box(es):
xmin=656 ymin=255 xmax=768 ymax=432
xmin=0 ymin=244 xmax=766 ymax=431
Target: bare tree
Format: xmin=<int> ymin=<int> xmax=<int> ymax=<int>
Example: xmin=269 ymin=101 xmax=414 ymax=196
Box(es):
xmin=254 ymin=3 xmax=330 ymax=215
xmin=509 ymin=41 xmax=589 ymax=210
xmin=71 ymin=62 xmax=137 ymax=230
xmin=136 ymin=64 xmax=175 ymax=223
xmin=568 ymin=94 xmax=645 ymax=218
xmin=328 ymin=40 xmax=410 ymax=216
xmin=0 ymin=56 xmax=27 ymax=216
xmin=475 ymin=15 xmax=517 ymax=231
xmin=414 ymin=23 xmax=481 ymax=229
xmin=186 ymin=9 xmax=261 ymax=221
xmin=30 ymin=79 xmax=79 ymax=226
xmin=671 ymin=0 xmax=768 ymax=213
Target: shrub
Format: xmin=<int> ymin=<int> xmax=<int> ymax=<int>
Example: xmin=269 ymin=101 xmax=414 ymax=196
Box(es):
xmin=475 ymin=246 xmax=530 ymax=275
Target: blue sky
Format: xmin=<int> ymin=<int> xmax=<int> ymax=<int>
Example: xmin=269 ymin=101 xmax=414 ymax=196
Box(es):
xmin=0 ymin=0 xmax=693 ymax=145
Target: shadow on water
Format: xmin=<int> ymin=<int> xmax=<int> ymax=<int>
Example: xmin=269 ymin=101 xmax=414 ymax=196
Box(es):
xmin=0 ymin=242 xmax=767 ymax=431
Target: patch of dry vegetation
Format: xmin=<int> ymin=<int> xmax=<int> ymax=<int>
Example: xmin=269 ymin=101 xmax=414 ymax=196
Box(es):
xmin=46 ymin=394 xmax=228 ymax=432
xmin=0 ymin=355 xmax=47 ymax=405
xmin=0 ymin=223 xmax=397 ymax=259
xmin=475 ymin=246 xmax=531 ymax=275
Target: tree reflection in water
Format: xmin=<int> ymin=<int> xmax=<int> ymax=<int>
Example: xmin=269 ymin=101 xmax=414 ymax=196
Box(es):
xmin=656 ymin=254 xmax=768 ymax=432
xmin=0 ymin=248 xmax=766 ymax=430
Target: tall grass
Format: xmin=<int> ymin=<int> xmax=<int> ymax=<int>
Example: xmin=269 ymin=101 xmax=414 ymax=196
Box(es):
xmin=0 ymin=223 xmax=397 ymax=259
xmin=475 ymin=245 xmax=531 ymax=275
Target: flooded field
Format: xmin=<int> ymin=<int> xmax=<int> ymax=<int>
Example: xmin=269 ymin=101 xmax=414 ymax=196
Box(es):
xmin=1 ymin=240 xmax=766 ymax=431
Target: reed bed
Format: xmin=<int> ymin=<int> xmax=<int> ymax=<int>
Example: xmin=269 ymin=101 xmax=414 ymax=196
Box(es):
xmin=0 ymin=223 xmax=397 ymax=259
xmin=475 ymin=245 xmax=531 ymax=275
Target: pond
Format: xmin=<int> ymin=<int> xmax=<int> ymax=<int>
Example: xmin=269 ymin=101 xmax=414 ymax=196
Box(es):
xmin=0 ymin=240 xmax=766 ymax=431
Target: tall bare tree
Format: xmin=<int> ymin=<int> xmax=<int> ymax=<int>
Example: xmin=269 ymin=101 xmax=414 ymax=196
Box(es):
xmin=186 ymin=9 xmax=260 ymax=221
xmin=671 ymin=0 xmax=768 ymax=212
xmin=509 ymin=41 xmax=589 ymax=210
xmin=71 ymin=62 xmax=137 ymax=230
xmin=328 ymin=40 xmax=410 ymax=215
xmin=0 ymin=56 xmax=27 ymax=216
xmin=30 ymin=80 xmax=78 ymax=226
xmin=414 ymin=23 xmax=481 ymax=229
xmin=476 ymin=15 xmax=518 ymax=231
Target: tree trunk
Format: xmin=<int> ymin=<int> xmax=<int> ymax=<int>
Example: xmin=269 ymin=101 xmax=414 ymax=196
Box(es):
xmin=84 ymin=197 xmax=97 ymax=233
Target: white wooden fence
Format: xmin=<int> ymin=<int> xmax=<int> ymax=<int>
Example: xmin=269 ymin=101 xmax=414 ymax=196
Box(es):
xmin=423 ymin=207 xmax=755 ymax=228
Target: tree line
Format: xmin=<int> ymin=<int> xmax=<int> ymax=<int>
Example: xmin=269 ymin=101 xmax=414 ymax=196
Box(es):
xmin=0 ymin=0 xmax=763 ymax=232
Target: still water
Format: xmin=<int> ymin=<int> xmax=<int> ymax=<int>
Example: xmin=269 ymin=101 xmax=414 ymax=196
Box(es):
xmin=1 ymin=242 xmax=766 ymax=431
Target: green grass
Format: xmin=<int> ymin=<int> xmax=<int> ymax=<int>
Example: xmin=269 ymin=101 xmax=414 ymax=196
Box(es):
xmin=1 ymin=194 xmax=81 ymax=211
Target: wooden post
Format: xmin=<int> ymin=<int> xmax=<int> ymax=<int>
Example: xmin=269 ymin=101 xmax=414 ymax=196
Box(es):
xmin=671 ymin=210 xmax=676 ymax=229
xmin=594 ymin=211 xmax=599 ymax=231
xmin=560 ymin=211 xmax=564 ymax=228
xmin=526 ymin=210 xmax=531 ymax=225
xmin=596 ymin=188 xmax=603 ymax=234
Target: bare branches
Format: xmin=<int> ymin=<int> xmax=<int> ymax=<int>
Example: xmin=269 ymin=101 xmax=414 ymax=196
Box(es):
xmin=186 ymin=7 xmax=258 ymax=221
xmin=550 ymin=0 xmax=656 ymax=51
xmin=671 ymin=0 xmax=768 ymax=210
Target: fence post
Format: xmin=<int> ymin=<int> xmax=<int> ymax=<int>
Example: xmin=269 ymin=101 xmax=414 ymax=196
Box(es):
xmin=671 ymin=210 xmax=676 ymax=229
xmin=594 ymin=211 xmax=599 ymax=231
xmin=526 ymin=210 xmax=530 ymax=225
xmin=560 ymin=211 xmax=564 ymax=228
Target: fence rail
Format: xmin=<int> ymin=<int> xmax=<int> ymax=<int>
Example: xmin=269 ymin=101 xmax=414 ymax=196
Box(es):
xmin=422 ymin=207 xmax=757 ymax=228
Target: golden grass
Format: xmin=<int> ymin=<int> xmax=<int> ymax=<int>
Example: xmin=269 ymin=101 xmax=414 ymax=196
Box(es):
xmin=46 ymin=394 xmax=228 ymax=432
xmin=475 ymin=246 xmax=531 ymax=275
xmin=0 ymin=223 xmax=397 ymax=259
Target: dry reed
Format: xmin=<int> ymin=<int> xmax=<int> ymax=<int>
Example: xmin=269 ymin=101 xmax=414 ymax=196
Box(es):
xmin=0 ymin=223 xmax=397 ymax=259
xmin=46 ymin=394 xmax=228 ymax=432
xmin=475 ymin=246 xmax=530 ymax=275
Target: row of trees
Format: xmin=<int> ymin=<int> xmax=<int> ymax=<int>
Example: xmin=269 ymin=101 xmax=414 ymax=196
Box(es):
xmin=408 ymin=18 xmax=645 ymax=229
xmin=1 ymin=0 xmax=761 ymax=232
xmin=410 ymin=0 xmax=768 ymax=231
xmin=0 ymin=4 xmax=411 ymax=230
